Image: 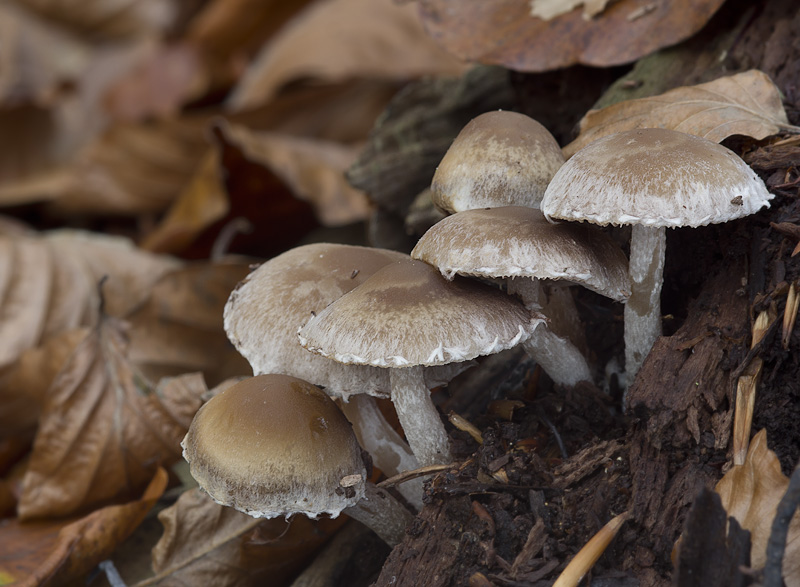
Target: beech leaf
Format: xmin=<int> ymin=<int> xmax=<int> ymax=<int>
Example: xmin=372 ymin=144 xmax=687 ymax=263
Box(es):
xmin=0 ymin=468 xmax=167 ymax=586
xmin=145 ymin=488 xmax=343 ymax=586
xmin=17 ymin=317 xmax=201 ymax=519
xmin=565 ymin=70 xmax=797 ymax=157
xmin=715 ymin=429 xmax=800 ymax=582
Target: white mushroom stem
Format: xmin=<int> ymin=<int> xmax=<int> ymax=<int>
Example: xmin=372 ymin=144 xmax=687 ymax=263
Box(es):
xmin=345 ymin=482 xmax=414 ymax=546
xmin=506 ymin=278 xmax=592 ymax=386
xmin=389 ymin=366 xmax=452 ymax=467
xmin=339 ymin=395 xmax=424 ymax=511
xmin=624 ymin=224 xmax=666 ymax=378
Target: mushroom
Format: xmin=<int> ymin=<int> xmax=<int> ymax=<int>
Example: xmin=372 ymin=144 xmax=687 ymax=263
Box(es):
xmin=431 ymin=110 xmax=564 ymax=214
xmin=299 ymin=258 xmax=543 ymax=466
xmin=224 ymin=243 xmax=465 ymax=508
xmin=181 ymin=374 xmax=414 ymax=546
xmin=412 ymin=206 xmax=630 ymax=386
xmin=541 ymin=128 xmax=773 ymax=377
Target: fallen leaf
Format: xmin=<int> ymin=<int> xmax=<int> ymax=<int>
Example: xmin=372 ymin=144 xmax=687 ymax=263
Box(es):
xmin=565 ymin=70 xmax=797 ymax=157
xmin=17 ymin=317 xmax=200 ymax=519
xmin=218 ymin=121 xmax=370 ymax=226
xmin=11 ymin=0 xmax=177 ymax=41
xmin=716 ymin=429 xmax=800 ymax=581
xmin=529 ymin=0 xmax=614 ymax=21
xmin=125 ymin=262 xmax=252 ymax=386
xmin=417 ymin=0 xmax=726 ymax=72
xmin=0 ymin=467 xmax=167 ymax=586
xmin=228 ymin=0 xmax=465 ymax=110
xmin=145 ymin=488 xmax=343 ymax=586
xmin=0 ymin=230 xmax=179 ymax=371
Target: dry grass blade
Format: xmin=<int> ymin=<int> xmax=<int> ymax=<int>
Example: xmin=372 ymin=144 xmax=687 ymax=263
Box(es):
xmin=783 ymin=283 xmax=798 ymax=350
xmin=565 ymin=70 xmax=798 ymax=157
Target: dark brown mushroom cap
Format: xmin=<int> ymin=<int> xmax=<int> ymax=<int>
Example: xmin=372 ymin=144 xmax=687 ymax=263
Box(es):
xmin=181 ymin=374 xmax=366 ymax=519
xmin=541 ymin=128 xmax=772 ymax=227
xmin=299 ymin=258 xmax=542 ymax=367
xmin=224 ymin=243 xmax=464 ymax=398
xmin=411 ymin=206 xmax=630 ymax=302
xmin=431 ymin=111 xmax=564 ymax=213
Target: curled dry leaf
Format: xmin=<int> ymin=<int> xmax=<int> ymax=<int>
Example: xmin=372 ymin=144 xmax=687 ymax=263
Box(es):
xmin=228 ymin=0 xmax=465 ymax=110
xmin=715 ymin=429 xmax=800 ymax=581
xmin=146 ymin=488 xmax=343 ymax=586
xmin=218 ymin=121 xmax=370 ymax=226
xmin=0 ymin=230 xmax=179 ymax=371
xmin=17 ymin=316 xmax=202 ymax=520
xmin=0 ymin=468 xmax=167 ymax=586
xmin=417 ymin=0 xmax=726 ymax=73
xmin=565 ymin=70 xmax=797 ymax=157
xmin=125 ymin=262 xmax=252 ymax=387
xmin=11 ymin=0 xmax=177 ymax=41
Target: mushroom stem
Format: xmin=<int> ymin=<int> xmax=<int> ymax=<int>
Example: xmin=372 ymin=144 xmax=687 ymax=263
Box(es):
xmin=389 ymin=366 xmax=452 ymax=467
xmin=507 ymin=278 xmax=592 ymax=386
xmin=345 ymin=482 xmax=414 ymax=546
xmin=624 ymin=224 xmax=666 ymax=378
xmin=339 ymin=395 xmax=424 ymax=510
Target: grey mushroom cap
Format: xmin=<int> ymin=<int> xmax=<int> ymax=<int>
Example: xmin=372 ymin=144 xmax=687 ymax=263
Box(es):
xmin=431 ymin=110 xmax=565 ymax=214
xmin=224 ymin=243 xmax=466 ymax=399
xmin=181 ymin=374 xmax=366 ymax=520
xmin=411 ymin=206 xmax=630 ymax=302
xmin=541 ymin=128 xmax=773 ymax=227
xmin=299 ymin=258 xmax=543 ymax=368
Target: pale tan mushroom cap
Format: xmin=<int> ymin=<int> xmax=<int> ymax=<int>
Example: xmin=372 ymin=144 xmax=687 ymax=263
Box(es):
xmin=224 ymin=244 xmax=464 ymax=399
xmin=431 ymin=111 xmax=565 ymax=214
xmin=411 ymin=206 xmax=630 ymax=302
xmin=541 ymin=128 xmax=772 ymax=227
xmin=299 ymin=259 xmax=543 ymax=367
xmin=182 ymin=374 xmax=366 ymax=519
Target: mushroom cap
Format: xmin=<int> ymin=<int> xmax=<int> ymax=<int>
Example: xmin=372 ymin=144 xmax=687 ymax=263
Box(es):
xmin=411 ymin=206 xmax=631 ymax=302
xmin=541 ymin=128 xmax=772 ymax=228
xmin=299 ymin=258 xmax=542 ymax=368
xmin=181 ymin=374 xmax=366 ymax=519
xmin=431 ymin=111 xmax=565 ymax=214
xmin=224 ymin=243 xmax=465 ymax=399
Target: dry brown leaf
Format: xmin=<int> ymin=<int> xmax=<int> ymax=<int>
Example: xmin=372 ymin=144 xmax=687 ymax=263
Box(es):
xmin=17 ymin=317 xmax=201 ymax=520
xmin=0 ymin=468 xmax=167 ymax=586
xmin=228 ymin=0 xmax=465 ymax=111
xmin=126 ymin=262 xmax=252 ymax=387
xmin=565 ymin=70 xmax=797 ymax=157
xmin=0 ymin=230 xmax=179 ymax=371
xmin=716 ymin=429 xmax=800 ymax=581
xmin=145 ymin=488 xmax=343 ymax=586
xmin=218 ymin=122 xmax=370 ymax=226
xmin=417 ymin=0 xmax=726 ymax=73
xmin=10 ymin=0 xmax=177 ymax=41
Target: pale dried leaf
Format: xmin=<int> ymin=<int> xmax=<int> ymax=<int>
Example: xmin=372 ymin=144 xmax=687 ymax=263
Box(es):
xmin=716 ymin=429 xmax=800 ymax=579
xmin=147 ymin=488 xmax=341 ymax=586
xmin=10 ymin=0 xmax=177 ymax=41
xmin=17 ymin=317 xmax=201 ymax=519
xmin=0 ymin=468 xmax=167 ymax=586
xmin=218 ymin=122 xmax=370 ymax=226
xmin=530 ymin=0 xmax=614 ymax=21
xmin=0 ymin=230 xmax=179 ymax=370
xmin=565 ymin=70 xmax=795 ymax=157
xmin=228 ymin=0 xmax=465 ymax=110
xmin=126 ymin=262 xmax=252 ymax=387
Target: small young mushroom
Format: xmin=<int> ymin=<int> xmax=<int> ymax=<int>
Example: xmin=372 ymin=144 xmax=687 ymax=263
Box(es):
xmin=411 ymin=206 xmax=630 ymax=386
xmin=541 ymin=128 xmax=772 ymax=378
xmin=431 ymin=110 xmax=565 ymax=214
xmin=299 ymin=258 xmax=544 ymax=467
xmin=181 ymin=374 xmax=414 ymax=546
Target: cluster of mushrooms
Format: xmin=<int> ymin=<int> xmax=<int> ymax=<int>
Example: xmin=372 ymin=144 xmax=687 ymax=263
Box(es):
xmin=181 ymin=111 xmax=773 ymax=547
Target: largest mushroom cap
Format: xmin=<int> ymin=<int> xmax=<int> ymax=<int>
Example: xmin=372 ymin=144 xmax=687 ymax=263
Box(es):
xmin=182 ymin=374 xmax=366 ymax=519
xmin=541 ymin=128 xmax=772 ymax=227
xmin=432 ymin=110 xmax=564 ymax=213
xmin=299 ymin=258 xmax=542 ymax=368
